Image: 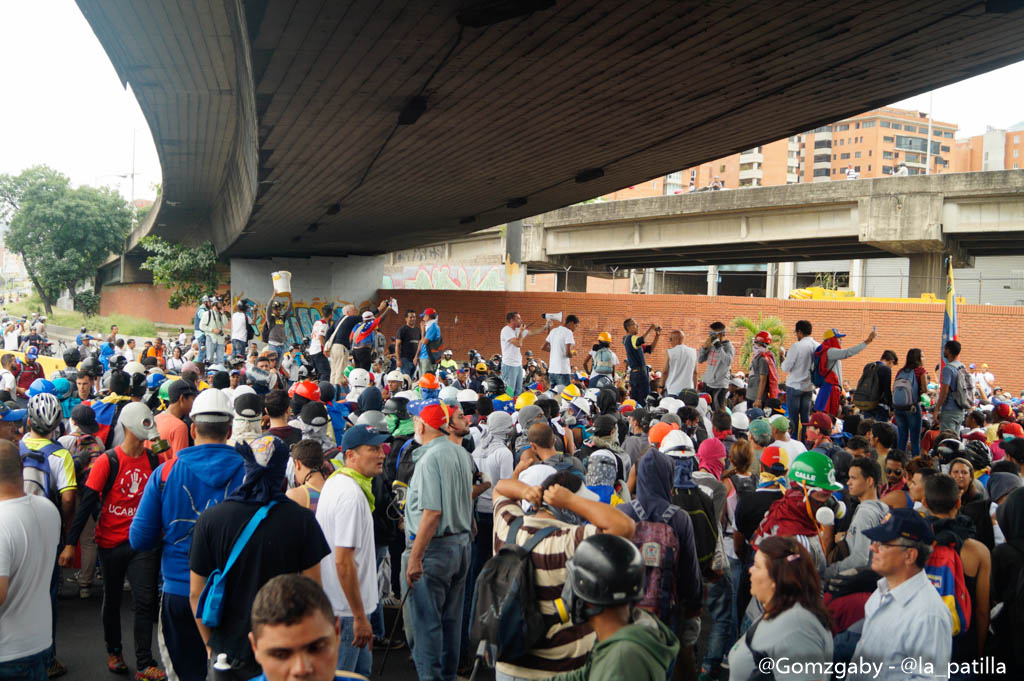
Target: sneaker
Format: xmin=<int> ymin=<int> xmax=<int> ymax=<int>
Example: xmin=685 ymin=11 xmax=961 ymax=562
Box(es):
xmin=374 ymin=636 xmax=405 ymax=650
xmin=47 ymin=660 xmax=68 ymax=678
xmin=134 ymin=666 xmax=167 ymax=681
xmin=79 ymin=587 xmax=90 ymax=599
xmin=382 ymin=595 xmax=401 ymax=608
xmin=107 ymin=653 xmax=129 ymax=674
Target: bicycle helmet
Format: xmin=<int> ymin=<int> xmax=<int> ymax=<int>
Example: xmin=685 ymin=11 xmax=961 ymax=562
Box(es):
xmin=27 ymin=379 xmax=56 ymax=398
xmin=963 ymin=439 xmax=991 ymax=472
xmin=27 ymin=393 xmax=62 ymax=433
xmin=110 ymin=355 xmax=127 ymax=371
xmin=934 ymin=438 xmax=965 ymax=465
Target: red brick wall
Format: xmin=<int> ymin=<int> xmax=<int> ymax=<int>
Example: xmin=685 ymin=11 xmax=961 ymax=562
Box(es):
xmin=100 ymin=284 xmax=195 ymax=326
xmin=378 ymin=289 xmax=1024 ymax=391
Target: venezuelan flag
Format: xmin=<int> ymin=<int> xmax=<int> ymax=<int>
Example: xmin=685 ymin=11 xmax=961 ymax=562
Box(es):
xmin=941 ymin=258 xmax=957 ymax=369
xmin=90 ymin=400 xmax=119 ymax=445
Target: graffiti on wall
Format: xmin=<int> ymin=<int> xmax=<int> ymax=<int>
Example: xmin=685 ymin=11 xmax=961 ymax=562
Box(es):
xmin=382 ymin=264 xmax=505 ymax=290
xmin=231 ymin=294 xmax=374 ymax=347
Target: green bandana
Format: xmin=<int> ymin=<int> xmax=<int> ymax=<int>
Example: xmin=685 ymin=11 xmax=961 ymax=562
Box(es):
xmin=388 ymin=415 xmax=415 ymax=437
xmin=334 ymin=466 xmax=375 ymax=511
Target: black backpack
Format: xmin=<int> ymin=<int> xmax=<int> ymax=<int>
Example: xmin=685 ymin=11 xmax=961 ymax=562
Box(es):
xmin=101 ymin=448 xmax=160 ymax=498
xmin=670 ymin=486 xmax=720 ymax=580
xmin=853 ymin=361 xmax=883 ymax=410
xmin=471 ymin=516 xmax=557 ymax=663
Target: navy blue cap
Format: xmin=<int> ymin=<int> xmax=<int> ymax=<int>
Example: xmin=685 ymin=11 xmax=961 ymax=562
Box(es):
xmin=863 ymin=507 xmax=935 ymax=545
xmin=341 ymin=423 xmax=390 ymax=451
xmin=0 ymin=401 xmax=26 ymax=423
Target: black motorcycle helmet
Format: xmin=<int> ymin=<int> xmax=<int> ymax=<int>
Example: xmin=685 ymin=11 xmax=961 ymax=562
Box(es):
xmin=129 ymin=372 xmax=148 ymax=399
xmin=561 ymin=534 xmax=644 ymax=625
xmin=933 ymin=438 xmax=965 ymax=465
xmin=318 ymin=381 xmax=335 ymax=403
xmin=79 ymin=356 xmax=102 ymax=378
xmin=482 ymin=376 xmax=506 ymax=397
xmin=963 ymin=439 xmax=992 ymax=472
xmin=63 ymin=347 xmax=81 ymax=369
xmin=110 ymin=355 xmax=128 ymax=371
xmin=382 ymin=396 xmax=410 ymax=420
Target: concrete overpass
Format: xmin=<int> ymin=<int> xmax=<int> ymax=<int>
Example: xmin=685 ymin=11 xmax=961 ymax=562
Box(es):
xmin=385 ymin=170 xmax=1024 ymax=296
xmin=78 ymin=0 xmax=1024 ymax=272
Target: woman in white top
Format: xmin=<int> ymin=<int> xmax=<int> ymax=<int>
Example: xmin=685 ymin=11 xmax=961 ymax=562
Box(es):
xmin=165 ymin=346 xmax=185 ymax=374
xmin=728 ymin=536 xmax=833 ymax=681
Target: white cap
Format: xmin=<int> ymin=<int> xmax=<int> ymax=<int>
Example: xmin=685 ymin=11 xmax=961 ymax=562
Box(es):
xmin=349 ymin=368 xmax=370 ymax=389
xmin=120 ymin=402 xmax=159 ymax=440
xmin=517 ymin=463 xmax=598 ymax=512
xmin=361 ymin=310 xmax=374 ymax=321
xmin=659 ymin=397 xmax=683 ymax=413
xmin=385 ymin=370 xmax=405 ymax=383
xmin=729 ymin=377 xmax=747 ymax=389
xmin=457 ymin=388 xmax=478 ymax=403
xmin=124 ymin=361 xmax=147 ymax=376
xmin=661 ymin=430 xmax=695 ymax=457
xmin=189 ymin=388 xmax=233 ymax=423
xmin=438 ymin=385 xmax=460 ymax=406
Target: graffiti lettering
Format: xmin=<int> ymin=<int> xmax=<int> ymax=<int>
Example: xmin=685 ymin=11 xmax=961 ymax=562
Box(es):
xmin=232 ymin=295 xmax=373 ymax=348
xmin=382 ymin=264 xmax=504 ymax=291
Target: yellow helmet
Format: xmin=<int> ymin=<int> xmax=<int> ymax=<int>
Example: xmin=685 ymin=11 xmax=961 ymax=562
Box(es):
xmin=515 ymin=392 xmax=537 ymax=410
xmin=560 ymin=384 xmax=582 ymax=401
xmin=597 ymin=331 xmax=612 ymax=343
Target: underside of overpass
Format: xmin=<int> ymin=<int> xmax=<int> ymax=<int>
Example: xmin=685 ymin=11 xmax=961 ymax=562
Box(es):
xmin=77 ymin=0 xmax=1024 ymax=264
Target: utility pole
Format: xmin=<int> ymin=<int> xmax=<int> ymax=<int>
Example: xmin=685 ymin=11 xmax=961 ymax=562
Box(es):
xmin=925 ymin=91 xmax=934 ymax=175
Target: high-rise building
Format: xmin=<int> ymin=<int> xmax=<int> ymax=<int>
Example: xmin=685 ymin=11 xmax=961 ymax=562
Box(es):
xmin=953 ymin=122 xmax=1024 ymax=171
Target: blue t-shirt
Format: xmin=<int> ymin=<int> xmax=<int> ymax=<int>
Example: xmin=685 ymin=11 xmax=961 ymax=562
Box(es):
xmin=419 ymin=321 xmax=441 ymax=359
xmin=941 ymin=361 xmax=962 ymax=412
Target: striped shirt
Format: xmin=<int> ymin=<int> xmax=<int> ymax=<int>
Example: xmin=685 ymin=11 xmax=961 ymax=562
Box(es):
xmin=492 ymin=493 xmax=600 ymax=679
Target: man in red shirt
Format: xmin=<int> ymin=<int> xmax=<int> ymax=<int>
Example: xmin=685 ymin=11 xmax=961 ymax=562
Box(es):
xmin=16 ymin=346 xmax=45 ymax=397
xmin=59 ymin=402 xmax=166 ymax=680
xmin=156 ymin=380 xmax=197 ymax=458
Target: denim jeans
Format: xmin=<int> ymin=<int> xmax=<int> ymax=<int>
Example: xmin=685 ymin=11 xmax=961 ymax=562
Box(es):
xmin=939 ymin=409 xmax=965 ymax=433
xmin=310 ymin=352 xmax=331 ymax=380
xmin=337 ymin=615 xmax=373 ymax=678
xmin=462 ymin=510 xmax=494 ymax=660
xmin=98 ymin=543 xmax=159 ymax=667
xmin=268 ymin=343 xmax=287 ymax=361
xmin=785 ymin=386 xmax=812 ymax=440
xmin=709 ymin=386 xmax=728 ymax=412
xmin=401 ymin=357 xmax=417 ymax=380
xmin=401 ymin=533 xmax=471 ymax=681
xmin=196 ymin=334 xmax=206 ymax=364
xmin=628 ymin=368 xmax=650 ymax=403
xmin=894 ymin=408 xmax=923 ymax=456
xmin=729 ymin=554 xmax=752 ymax=636
xmin=501 ymin=364 xmax=523 ymax=397
xmin=702 ymin=571 xmax=736 ymax=670
xmin=549 ymin=373 xmax=571 ymax=390
xmin=372 ymin=544 xmax=388 ymax=638
xmin=0 ymin=649 xmax=48 ymax=681
xmin=231 ymin=340 xmax=247 ymax=358
xmin=207 ymin=341 xmax=225 ymax=366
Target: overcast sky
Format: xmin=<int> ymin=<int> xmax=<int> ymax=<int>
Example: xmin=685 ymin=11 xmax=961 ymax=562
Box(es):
xmin=1 ymin=1 xmax=1022 ymax=204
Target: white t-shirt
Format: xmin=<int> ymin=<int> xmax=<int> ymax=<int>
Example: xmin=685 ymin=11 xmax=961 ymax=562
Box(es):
xmin=231 ymin=311 xmax=248 ymax=341
xmin=2 ymin=329 xmax=16 ymax=350
xmin=308 ymin=319 xmax=327 ymax=355
xmin=472 ymin=444 xmax=514 ymax=514
xmin=771 ymin=438 xmax=807 ymax=463
xmin=0 ymin=494 xmax=61 ymax=661
xmin=546 ymin=326 xmax=575 ymax=375
xmin=315 ymin=473 xmax=377 ymax=618
xmin=500 ymin=325 xmax=524 ymax=367
xmin=664 ymin=344 xmax=697 ymax=395
xmin=0 ymin=370 xmax=15 ymax=393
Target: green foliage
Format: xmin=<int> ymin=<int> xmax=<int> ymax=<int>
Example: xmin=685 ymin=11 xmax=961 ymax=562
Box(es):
xmin=9 ymin=293 xmax=157 ymax=337
xmin=731 ymin=314 xmax=787 ymax=367
xmin=140 ymin=235 xmax=223 ymax=309
xmin=0 ymin=165 xmax=132 ymax=315
xmin=73 ymin=290 xmax=100 ymax=316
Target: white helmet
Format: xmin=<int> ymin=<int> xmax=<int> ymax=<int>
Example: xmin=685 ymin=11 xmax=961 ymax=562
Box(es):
xmin=661 ymin=430 xmax=695 ymax=458
xmin=189 ymin=388 xmax=233 ymax=423
xmin=659 ymin=397 xmax=683 ymax=414
xmin=457 ymin=388 xmax=478 ymax=404
xmin=583 ymin=388 xmax=601 ymax=404
xmin=385 ymin=370 xmax=405 ymax=384
xmin=348 ymin=368 xmax=370 ymax=389
xmin=356 ymin=410 xmax=388 ymax=432
xmin=124 ymin=361 xmax=146 ymax=376
xmin=120 ymin=402 xmax=159 ymax=440
xmin=570 ymin=396 xmax=592 ymax=417
xmin=395 ymin=390 xmax=419 ymax=402
xmin=27 ymin=393 xmax=62 ymax=433
xmin=731 ymin=412 xmax=750 ymax=431
xmin=438 ymin=385 xmax=459 ymax=406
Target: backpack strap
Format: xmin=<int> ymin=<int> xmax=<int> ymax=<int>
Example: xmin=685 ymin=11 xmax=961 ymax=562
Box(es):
xmin=744 ymin=617 xmax=772 ymax=678
xmin=505 ymin=515 xmax=525 ymax=545
xmin=629 ymin=498 xmax=648 ymax=521
xmin=222 ymin=501 xmax=278 ymax=577
xmin=158 ymin=457 xmax=177 ymax=494
xmin=102 ymin=449 xmax=120 ymax=499
xmin=661 ymin=504 xmax=681 ymax=524
xmin=519 ymin=525 xmax=558 ymax=554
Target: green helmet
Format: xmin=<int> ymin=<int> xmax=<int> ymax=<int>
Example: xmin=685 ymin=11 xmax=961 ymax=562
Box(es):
xmin=344 ymin=365 xmax=353 ymax=378
xmin=158 ymin=380 xmax=171 ymax=402
xmin=789 ymin=450 xmax=843 ymax=492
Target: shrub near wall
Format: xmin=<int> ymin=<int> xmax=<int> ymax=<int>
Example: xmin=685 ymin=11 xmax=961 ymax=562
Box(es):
xmin=378 ymin=289 xmax=1024 ymax=392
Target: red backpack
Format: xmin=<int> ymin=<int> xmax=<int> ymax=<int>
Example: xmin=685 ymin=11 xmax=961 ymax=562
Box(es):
xmin=925 ymin=543 xmax=972 ymax=636
xmin=628 ymin=500 xmax=680 ymax=623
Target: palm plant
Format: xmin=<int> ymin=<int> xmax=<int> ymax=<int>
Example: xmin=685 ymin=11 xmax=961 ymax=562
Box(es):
xmin=731 ymin=314 xmax=787 ymax=368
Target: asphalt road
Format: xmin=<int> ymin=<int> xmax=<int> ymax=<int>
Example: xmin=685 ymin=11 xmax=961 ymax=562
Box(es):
xmin=54 ymin=567 xmax=495 ymax=681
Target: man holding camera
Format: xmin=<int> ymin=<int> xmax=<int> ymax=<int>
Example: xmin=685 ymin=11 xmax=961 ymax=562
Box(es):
xmin=698 ymin=321 xmax=734 ymax=411
xmin=622 ymin=318 xmax=661 ymax=403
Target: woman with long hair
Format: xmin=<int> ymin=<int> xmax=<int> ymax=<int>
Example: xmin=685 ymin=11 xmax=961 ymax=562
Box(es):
xmin=165 ymin=344 xmax=185 ymax=374
xmin=894 ymin=348 xmax=927 ymax=455
xmin=727 ymin=536 xmax=833 ymax=680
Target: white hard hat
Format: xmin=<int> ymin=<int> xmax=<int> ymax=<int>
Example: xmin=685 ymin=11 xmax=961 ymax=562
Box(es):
xmin=731 ymin=412 xmax=750 ymax=430
xmin=659 ymin=397 xmax=683 ymax=413
xmin=124 ymin=361 xmax=146 ymax=376
xmin=661 ymin=430 xmax=695 ymax=457
xmin=457 ymin=388 xmax=478 ymax=403
xmin=349 ymin=368 xmax=370 ymax=389
xmin=438 ymin=385 xmax=459 ymax=406
xmin=385 ymin=370 xmax=404 ymax=384
xmin=570 ymin=396 xmax=592 ymax=416
xmin=395 ymin=390 xmax=419 ymax=402
xmin=120 ymin=402 xmax=159 ymax=440
xmin=189 ymin=388 xmax=233 ymax=423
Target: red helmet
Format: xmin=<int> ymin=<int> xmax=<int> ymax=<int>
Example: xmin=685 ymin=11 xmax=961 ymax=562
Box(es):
xmin=289 ymin=380 xmax=321 ymax=402
xmin=754 ymin=331 xmax=772 ymax=345
xmin=418 ymin=373 xmax=440 ymax=390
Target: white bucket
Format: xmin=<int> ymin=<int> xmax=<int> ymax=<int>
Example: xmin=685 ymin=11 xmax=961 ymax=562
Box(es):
xmin=271 ymin=271 xmax=292 ymax=295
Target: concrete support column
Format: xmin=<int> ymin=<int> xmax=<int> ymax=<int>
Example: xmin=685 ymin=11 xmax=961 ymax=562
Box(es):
xmin=908 ymin=253 xmax=945 ymax=298
xmin=777 ymin=262 xmax=796 ymax=299
xmin=765 ymin=263 xmax=777 ymax=299
xmin=849 ymin=259 xmax=865 ymax=297
xmin=556 ymin=269 xmax=588 ymax=292
xmin=504 ymin=262 xmax=526 ymax=292
xmin=706 ymin=265 xmax=719 ymax=296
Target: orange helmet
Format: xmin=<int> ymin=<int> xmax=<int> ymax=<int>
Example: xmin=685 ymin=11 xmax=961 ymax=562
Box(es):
xmin=289 ymin=380 xmax=321 ymax=402
xmin=418 ymin=373 xmax=440 ymax=390
xmin=648 ymin=421 xmax=680 ymax=446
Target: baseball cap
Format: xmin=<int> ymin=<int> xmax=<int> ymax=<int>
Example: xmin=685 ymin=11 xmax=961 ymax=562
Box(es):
xmin=769 ymin=415 xmax=790 ymax=432
xmin=822 ymin=328 xmax=846 ymax=340
xmin=969 ymin=363 xmax=977 ymax=370
xmin=421 ymin=307 xmax=437 ymax=318
xmin=299 ymin=401 xmax=329 ymax=427
xmin=0 ymin=401 xmax=27 ymax=423
xmin=806 ymin=412 xmax=833 ymax=434
xmin=70 ymin=403 xmax=98 ymax=433
xmin=341 ymin=423 xmax=390 ymax=451
xmin=746 ymin=407 xmax=765 ymax=420
xmin=475 ymin=362 xmax=488 ymax=372
xmin=760 ymin=445 xmax=786 ymax=471
xmin=361 ymin=310 xmax=374 ymax=321
xmin=996 ymin=403 xmax=1012 ymax=419
xmin=863 ymin=507 xmax=935 ymax=545
xmin=518 ymin=463 xmax=599 ymax=512
xmin=168 ymin=379 xmax=198 ymax=403
xmin=234 ymin=392 xmax=263 ymax=418
xmin=409 ymin=399 xmax=451 ymax=432
xmin=748 ymin=418 xmax=771 ymax=441
xmin=26 ymin=346 xmax=38 ymax=359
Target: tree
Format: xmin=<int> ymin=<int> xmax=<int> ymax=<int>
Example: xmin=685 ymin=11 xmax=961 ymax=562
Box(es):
xmin=0 ymin=165 xmax=132 ymax=315
xmin=730 ymin=314 xmax=787 ymax=368
xmin=139 ymin=235 xmax=223 ymax=309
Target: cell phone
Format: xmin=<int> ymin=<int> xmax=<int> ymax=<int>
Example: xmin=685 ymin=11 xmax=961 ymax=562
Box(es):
xmin=873 ymin=326 xmax=877 ymax=333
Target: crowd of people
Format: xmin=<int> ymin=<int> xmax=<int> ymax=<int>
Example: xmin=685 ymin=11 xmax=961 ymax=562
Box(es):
xmin=1 ymin=293 xmax=1024 ymax=681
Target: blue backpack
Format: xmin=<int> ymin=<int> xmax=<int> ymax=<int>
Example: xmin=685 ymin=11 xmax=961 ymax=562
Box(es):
xmin=810 ymin=344 xmax=828 ymax=388
xmin=19 ymin=440 xmax=60 ymax=503
xmin=196 ymin=501 xmax=278 ymax=627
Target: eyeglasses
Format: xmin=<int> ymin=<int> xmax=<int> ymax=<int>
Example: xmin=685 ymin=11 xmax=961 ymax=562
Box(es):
xmin=873 ymin=541 xmax=912 ymax=551
xmin=885 ymin=468 xmax=903 ymax=475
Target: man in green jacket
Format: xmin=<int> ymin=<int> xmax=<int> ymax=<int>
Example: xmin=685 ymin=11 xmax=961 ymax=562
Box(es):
xmin=548 ymin=534 xmax=679 ymax=681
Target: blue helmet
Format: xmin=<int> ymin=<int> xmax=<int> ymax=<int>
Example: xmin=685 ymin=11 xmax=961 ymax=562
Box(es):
xmin=146 ymin=373 xmax=168 ymax=391
xmin=27 ymin=378 xmax=56 ymax=398
xmin=51 ymin=377 xmax=73 ymax=400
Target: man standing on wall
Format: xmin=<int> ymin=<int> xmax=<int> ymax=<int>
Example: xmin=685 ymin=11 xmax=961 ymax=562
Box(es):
xmin=699 ymin=321 xmax=734 ymax=411
xmin=329 ymin=305 xmax=360 ymax=386
xmin=307 ymin=304 xmax=333 ymax=382
xmin=499 ymin=312 xmax=529 ymax=397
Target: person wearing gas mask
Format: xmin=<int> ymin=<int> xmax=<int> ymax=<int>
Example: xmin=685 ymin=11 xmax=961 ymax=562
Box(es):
xmin=489 ymin=465 xmax=635 ymax=681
